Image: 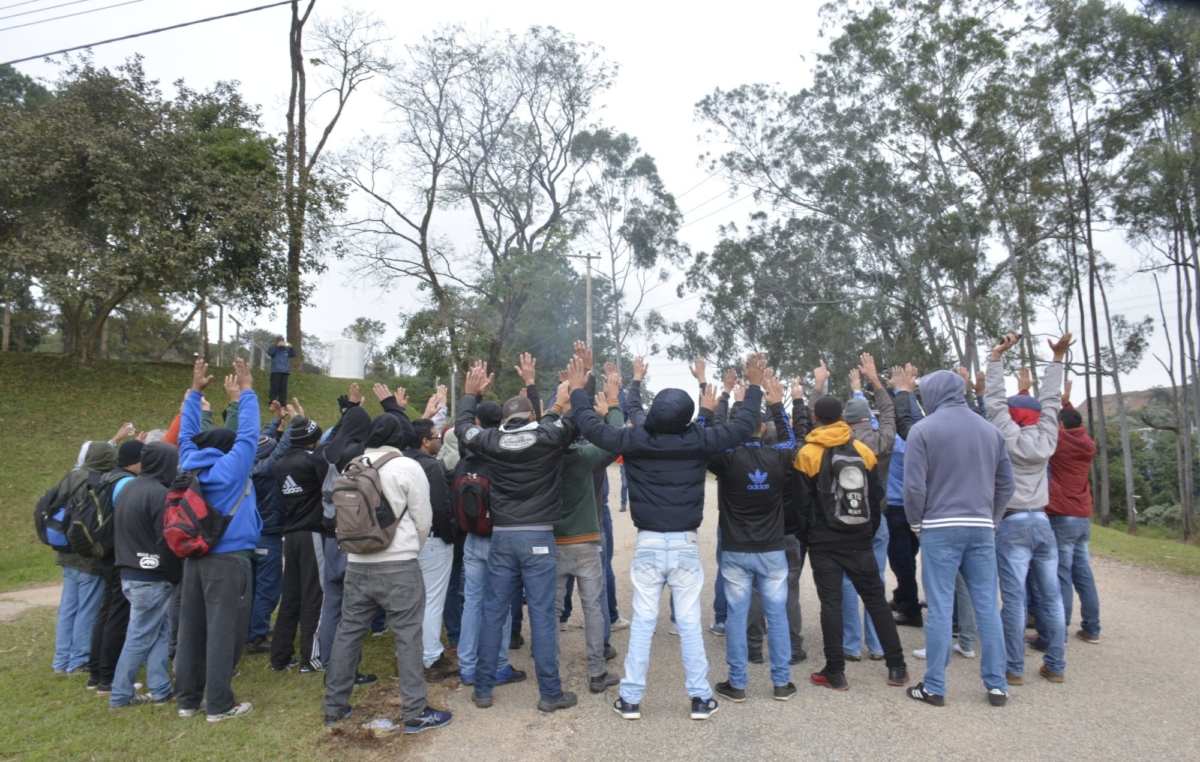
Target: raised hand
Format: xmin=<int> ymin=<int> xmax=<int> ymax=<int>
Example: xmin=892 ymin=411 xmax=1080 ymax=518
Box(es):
xmin=111 ymin=422 xmax=135 ymax=443
xmin=1017 ymin=367 xmax=1034 ymax=393
xmin=224 ymin=374 xmax=239 ymax=402
xmin=136 ymin=430 xmax=149 ymax=443
xmin=1048 ymin=332 xmax=1075 ymax=363
xmin=573 ymin=340 xmax=593 ymax=370
xmin=813 ymin=360 xmax=830 ymax=391
xmin=348 ymin=382 xmax=361 ymax=405
xmin=991 ymin=332 xmax=1020 ymax=361
xmin=848 ymin=367 xmax=862 ymax=393
xmin=603 ymin=371 xmax=621 ymax=402
xmin=956 ymin=366 xmax=970 ymax=395
xmin=555 ymin=380 xmax=571 ymax=411
xmin=893 ymin=366 xmax=916 ymax=393
xmin=604 ymin=361 xmax=618 ymax=379
xmin=689 ymin=356 xmax=707 ymax=386
xmin=422 ymin=389 xmax=443 ymax=419
xmin=286 ymin=402 xmax=299 ymax=419
xmin=515 ymin=352 xmax=537 ymax=385
xmin=699 ymin=382 xmax=718 ymax=411
xmin=269 ymin=399 xmax=284 ymax=420
xmin=393 ymin=386 xmax=410 ymax=408
xmin=633 ymin=356 xmax=648 ymax=382
xmin=566 ymin=355 xmax=592 ymax=391
xmin=464 ymin=361 xmax=494 ymax=396
xmin=233 ymin=357 xmax=253 ymax=392
xmin=1063 ymin=379 xmax=1073 ymax=405
xmin=732 ymin=380 xmax=746 ymax=403
xmin=859 ymin=353 xmax=880 ymax=385
xmin=974 ymin=370 xmax=986 ymax=397
xmin=200 ymin=396 xmax=211 ymax=413
xmin=191 ymin=357 xmax=212 ymax=392
xmin=291 ymin=397 xmax=305 ymax=418
xmin=742 ymin=352 xmax=767 ymax=387
xmin=764 ymin=374 xmax=784 ymax=406
xmin=594 ymin=392 xmax=609 ymax=415
xmin=791 ymin=377 xmax=805 ymax=400
xmin=373 ymin=383 xmax=392 ymax=402
xmin=722 ymin=368 xmax=737 ymax=394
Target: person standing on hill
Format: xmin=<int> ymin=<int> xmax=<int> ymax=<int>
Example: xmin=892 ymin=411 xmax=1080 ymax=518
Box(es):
xmin=175 ymin=358 xmax=262 ymax=723
xmin=267 ymin=337 xmax=296 ymax=405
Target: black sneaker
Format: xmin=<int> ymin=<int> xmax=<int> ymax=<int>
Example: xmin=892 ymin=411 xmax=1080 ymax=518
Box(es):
xmin=988 ymin=688 xmax=1008 ymax=707
xmin=613 ymin=697 xmax=641 ymax=720
xmin=537 ymin=691 xmax=578 ymax=713
xmin=509 ymin=632 xmax=524 ymax=649
xmin=907 ymin=682 xmax=945 ymax=707
xmin=299 ymin=662 xmax=324 ymax=675
xmin=589 ymin=672 xmax=621 ymax=693
xmin=715 ymin=680 xmax=746 ymax=703
xmin=690 ymin=696 xmax=718 ymax=720
xmin=887 ymin=666 xmax=910 ymax=686
xmin=604 ymin=645 xmax=618 ymax=661
xmin=773 ymin=683 xmax=797 ymax=701
xmin=324 ymin=706 xmax=353 ymax=728
xmin=86 ymin=678 xmax=100 ymax=690
xmin=245 ymin=636 xmax=270 ymax=655
xmin=96 ymin=683 xmax=112 ymax=695
xmin=403 ymin=707 xmax=452 ymax=734
xmin=789 ymin=647 xmax=808 ymax=664
xmin=152 ymin=692 xmax=175 ymax=705
xmin=472 ymin=692 xmax=494 ymax=708
xmin=354 ymin=672 xmax=378 ymax=687
xmin=748 ymin=650 xmax=764 ymax=664
xmin=810 ymin=670 xmax=849 ymax=691
xmin=894 ymin=612 xmax=924 ymax=628
xmin=843 ymin=652 xmax=862 ymax=662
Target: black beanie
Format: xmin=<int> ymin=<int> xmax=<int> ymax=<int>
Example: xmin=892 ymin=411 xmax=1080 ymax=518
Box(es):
xmin=190 ymin=427 xmax=236 ymax=454
xmin=476 ymin=401 xmax=503 ymax=428
xmin=813 ymin=395 xmax=844 ymax=425
xmin=117 ymin=440 xmax=144 ymax=468
xmin=289 ymin=416 xmax=323 ymax=447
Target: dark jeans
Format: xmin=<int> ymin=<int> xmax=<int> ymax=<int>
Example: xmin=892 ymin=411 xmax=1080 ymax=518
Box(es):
xmin=885 ymin=506 xmax=921 ymax=617
xmin=561 ymin=576 xmax=576 ymax=623
xmin=322 ymin=560 xmax=427 ymax=721
xmin=88 ymin=563 xmax=129 ymax=685
xmin=271 ymin=531 xmax=324 ymax=670
xmin=168 ymin=584 xmax=181 ymax=657
xmin=713 ymin=527 xmax=727 ymax=625
xmin=319 ymin=537 xmax=347 ymax=668
xmin=510 ymin=584 xmax=524 ymax=637
xmin=810 ymin=546 xmax=906 ymax=675
xmin=269 ymin=372 xmax=289 ymax=405
xmin=748 ymin=534 xmax=804 ymax=654
xmin=476 ymin=530 xmax=561 ymax=699
xmin=444 ymin=535 xmax=465 ymax=645
xmin=175 ymin=553 xmax=253 ymax=716
xmin=249 ymin=533 xmax=283 ymax=641
xmin=602 ymin=501 xmax=619 ymax=622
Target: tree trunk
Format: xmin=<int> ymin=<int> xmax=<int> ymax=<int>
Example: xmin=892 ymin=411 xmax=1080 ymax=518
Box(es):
xmin=1097 ymin=276 xmax=1137 ymax=531
xmin=99 ymin=316 xmax=108 ymax=360
xmin=284 ymin=1 xmax=316 ymax=373
xmin=1177 ymin=251 xmax=1197 ymax=539
xmin=2 ymin=298 xmax=10 ymax=352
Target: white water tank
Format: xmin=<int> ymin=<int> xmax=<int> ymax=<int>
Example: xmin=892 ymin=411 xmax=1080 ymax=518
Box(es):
xmin=328 ymin=339 xmax=366 ymax=379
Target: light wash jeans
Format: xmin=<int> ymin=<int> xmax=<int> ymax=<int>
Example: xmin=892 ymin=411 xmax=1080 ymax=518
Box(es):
xmin=418 ymin=535 xmax=454 ymax=667
xmin=620 ymin=531 xmax=710 ymax=705
xmin=841 ymin=519 xmax=890 ymax=656
xmin=996 ymin=512 xmax=1066 ymax=676
xmin=954 ymin=573 xmax=978 ymax=652
xmin=722 ymin=550 xmax=790 ymax=688
xmin=110 ymin=579 xmax=173 ymax=706
xmin=919 ymin=527 xmax=1007 ymax=696
xmin=1047 ymin=515 xmax=1100 ymax=638
xmin=53 ymin=567 xmax=104 ymax=672
xmin=457 ymin=533 xmax=511 ymax=679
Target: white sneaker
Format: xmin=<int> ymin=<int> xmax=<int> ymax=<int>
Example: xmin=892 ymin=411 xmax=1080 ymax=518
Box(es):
xmin=669 ymin=622 xmax=679 ymax=636
xmin=207 ymin=702 xmax=253 ymax=722
xmin=611 ymin=617 xmax=631 ymax=631
xmin=178 ymin=700 xmax=205 ymax=718
xmin=912 ymin=648 xmax=927 ymax=660
xmin=953 ymin=642 xmax=977 ymax=659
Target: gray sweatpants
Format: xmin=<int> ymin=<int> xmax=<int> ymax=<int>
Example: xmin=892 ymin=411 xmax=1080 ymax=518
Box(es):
xmin=555 ymin=542 xmax=606 ymax=678
xmin=322 ymin=559 xmax=427 ymax=721
xmin=174 ymin=553 xmax=253 ymax=716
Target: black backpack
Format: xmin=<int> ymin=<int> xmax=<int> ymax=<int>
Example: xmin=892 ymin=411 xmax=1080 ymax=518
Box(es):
xmin=66 ymin=471 xmax=131 ymax=559
xmin=453 ymin=459 xmax=493 ymax=536
xmin=34 ymin=480 xmax=73 ymax=551
xmin=816 ymin=442 xmax=872 ymax=532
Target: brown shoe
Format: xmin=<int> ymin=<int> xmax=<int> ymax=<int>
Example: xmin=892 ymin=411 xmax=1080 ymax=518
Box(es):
xmin=424 ymin=654 xmax=457 ymax=683
xmin=1039 ymin=664 xmax=1065 ymax=683
xmin=1005 ymin=673 xmax=1025 ymax=686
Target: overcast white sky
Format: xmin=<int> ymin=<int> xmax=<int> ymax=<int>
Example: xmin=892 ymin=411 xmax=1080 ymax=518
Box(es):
xmin=5 ymin=0 xmax=1180 ymax=399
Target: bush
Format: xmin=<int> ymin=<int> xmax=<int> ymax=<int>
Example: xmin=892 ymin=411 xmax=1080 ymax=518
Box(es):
xmin=1139 ymin=503 xmax=1183 ymax=531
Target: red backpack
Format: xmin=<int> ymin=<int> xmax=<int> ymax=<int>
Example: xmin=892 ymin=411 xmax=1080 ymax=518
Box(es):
xmin=453 ymin=471 xmax=493 ymax=536
xmin=163 ymin=472 xmax=251 ymax=558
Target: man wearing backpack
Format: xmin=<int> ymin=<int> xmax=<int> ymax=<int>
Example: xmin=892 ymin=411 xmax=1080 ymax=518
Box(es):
xmin=270 ymin=414 xmax=327 ymax=674
xmin=48 ymin=442 xmax=116 ymax=674
xmin=175 ymin=358 xmax=263 ymax=722
xmin=323 ymin=413 xmax=453 ymax=735
xmin=109 ymin=441 xmax=181 ymax=708
xmin=796 ymin=394 xmax=908 ymax=693
xmin=456 ymin=358 xmax=581 ymax=713
xmin=88 ymin=440 xmax=143 ymax=693
xmin=568 ymin=353 xmax=766 ymax=722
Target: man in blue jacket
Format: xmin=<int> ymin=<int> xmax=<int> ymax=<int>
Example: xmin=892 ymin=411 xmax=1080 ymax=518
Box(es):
xmin=176 ymin=357 xmax=262 ymax=723
xmin=266 ymin=337 xmax=296 ymax=405
xmin=568 ymin=353 xmax=766 ymax=722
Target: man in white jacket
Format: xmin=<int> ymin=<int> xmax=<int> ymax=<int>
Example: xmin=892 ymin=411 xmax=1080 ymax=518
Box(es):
xmin=986 ymin=333 xmax=1072 ymax=686
xmin=322 ymin=413 xmax=453 ymax=735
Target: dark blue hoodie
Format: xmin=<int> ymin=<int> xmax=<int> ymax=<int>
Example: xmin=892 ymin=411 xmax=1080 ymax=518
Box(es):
xmin=570 ymin=385 xmax=762 ymax=533
xmin=179 ymin=389 xmax=262 ymax=553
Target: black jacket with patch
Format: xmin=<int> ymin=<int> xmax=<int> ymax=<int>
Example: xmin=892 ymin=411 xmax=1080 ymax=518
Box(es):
xmin=114 ymin=443 xmax=182 ymax=583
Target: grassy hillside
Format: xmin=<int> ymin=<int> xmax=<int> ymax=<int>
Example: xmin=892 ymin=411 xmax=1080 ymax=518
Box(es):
xmin=0 ymin=354 xmax=365 ymax=591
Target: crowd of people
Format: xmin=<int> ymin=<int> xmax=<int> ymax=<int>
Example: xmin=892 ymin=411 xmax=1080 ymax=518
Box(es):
xmin=37 ymin=330 xmax=1102 ymax=730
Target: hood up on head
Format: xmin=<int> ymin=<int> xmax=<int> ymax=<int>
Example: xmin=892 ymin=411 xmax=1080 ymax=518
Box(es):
xmin=366 ymin=414 xmax=408 ymax=450
xmin=83 ymin=441 xmax=116 ymax=474
xmin=919 ymin=370 xmax=969 ymax=414
xmin=139 ymin=442 xmax=180 ymax=487
xmin=644 ymin=388 xmax=695 ymax=435
xmin=190 ymin=427 xmax=236 ymax=454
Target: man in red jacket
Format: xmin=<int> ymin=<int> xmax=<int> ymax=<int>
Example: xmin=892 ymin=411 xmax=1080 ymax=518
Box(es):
xmin=1043 ymin=381 xmax=1100 ymax=645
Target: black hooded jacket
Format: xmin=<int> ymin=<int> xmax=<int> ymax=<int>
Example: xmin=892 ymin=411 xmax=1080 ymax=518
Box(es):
xmin=405 ymin=448 xmax=455 ymax=541
xmin=114 ymin=442 xmax=182 ymax=583
xmin=570 ymin=385 xmax=763 ymax=533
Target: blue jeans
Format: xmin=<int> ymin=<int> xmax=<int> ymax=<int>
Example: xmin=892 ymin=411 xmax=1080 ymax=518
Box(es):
xmin=713 ymin=527 xmax=727 ymax=625
xmin=842 ymin=520 xmax=889 ymax=656
xmin=996 ymin=512 xmax=1066 ymax=676
xmin=475 ymin=530 xmax=561 ymax=699
xmin=598 ymin=532 xmax=612 ymax=647
xmin=248 ymin=533 xmax=283 ymax=641
xmin=919 ymin=527 xmax=1007 ymax=696
xmin=885 ymin=506 xmax=921 ymax=617
xmin=602 ymin=502 xmax=619 ymax=622
xmin=53 ymin=567 xmax=104 ymax=672
xmin=444 ymin=538 xmax=464 ymax=645
xmin=458 ymin=533 xmax=511 ymax=678
xmin=954 ymin=573 xmax=978 ymax=652
xmin=110 ymin=579 xmax=173 ymax=705
xmin=1047 ymin=515 xmax=1100 ymax=638
xmin=620 ymin=465 xmax=628 ymax=507
xmin=620 ymin=531 xmax=710 ymax=705
xmin=723 ymin=550 xmax=790 ymax=688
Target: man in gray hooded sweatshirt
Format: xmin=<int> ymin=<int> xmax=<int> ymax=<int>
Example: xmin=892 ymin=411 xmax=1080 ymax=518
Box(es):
xmin=904 ymin=368 xmax=1014 ymax=708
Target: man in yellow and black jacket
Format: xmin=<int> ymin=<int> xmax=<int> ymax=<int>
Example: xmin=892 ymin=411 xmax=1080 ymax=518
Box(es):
xmin=795 ymin=395 xmax=908 ymax=693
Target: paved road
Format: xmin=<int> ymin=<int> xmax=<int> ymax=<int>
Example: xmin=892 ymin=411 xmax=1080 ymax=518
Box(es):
xmin=409 ymin=464 xmax=1200 ymax=762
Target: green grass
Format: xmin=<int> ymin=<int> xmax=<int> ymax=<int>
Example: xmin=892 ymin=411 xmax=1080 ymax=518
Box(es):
xmin=0 ymin=354 xmax=365 ymax=592
xmin=1090 ymin=523 xmax=1200 ymax=577
xmin=0 ymin=606 xmax=445 ymax=761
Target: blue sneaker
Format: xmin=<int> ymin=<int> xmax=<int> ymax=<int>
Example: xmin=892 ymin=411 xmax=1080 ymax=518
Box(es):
xmin=459 ymin=671 xmax=475 ymax=686
xmin=404 ymin=707 xmax=452 ymax=734
xmin=708 ymin=622 xmax=726 ymax=636
xmin=494 ymin=665 xmax=527 ymax=686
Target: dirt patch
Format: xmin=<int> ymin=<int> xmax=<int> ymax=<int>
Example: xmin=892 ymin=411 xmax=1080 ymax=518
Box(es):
xmin=317 ymin=675 xmax=456 ymax=760
xmin=0 ymin=585 xmax=61 ymax=623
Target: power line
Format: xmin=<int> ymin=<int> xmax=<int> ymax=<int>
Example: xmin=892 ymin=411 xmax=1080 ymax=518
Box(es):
xmin=0 ymin=0 xmax=147 ymax=32
xmin=0 ymin=0 xmax=57 ymax=12
xmin=0 ymin=0 xmax=101 ymax=22
xmin=0 ymin=0 xmax=291 ymax=66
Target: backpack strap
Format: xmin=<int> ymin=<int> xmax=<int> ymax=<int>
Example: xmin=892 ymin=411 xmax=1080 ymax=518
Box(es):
xmin=227 ymin=479 xmax=253 ymax=519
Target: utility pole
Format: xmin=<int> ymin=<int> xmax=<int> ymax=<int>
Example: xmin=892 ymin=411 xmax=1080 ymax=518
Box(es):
xmin=217 ymin=303 xmax=225 ymax=366
xmin=568 ymin=252 xmax=600 ymax=351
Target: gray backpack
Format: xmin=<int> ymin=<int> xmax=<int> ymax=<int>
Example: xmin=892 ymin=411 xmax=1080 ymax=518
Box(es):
xmin=332 ymin=452 xmax=406 ymax=554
